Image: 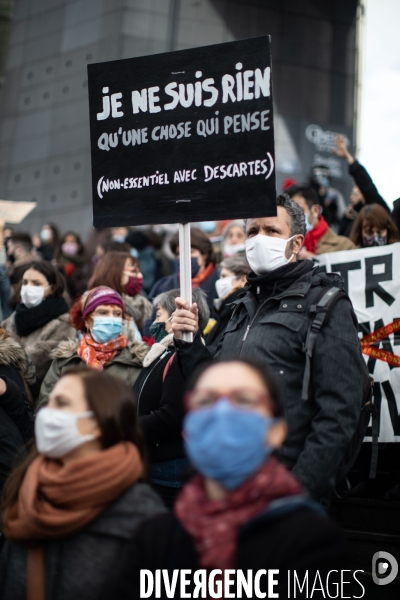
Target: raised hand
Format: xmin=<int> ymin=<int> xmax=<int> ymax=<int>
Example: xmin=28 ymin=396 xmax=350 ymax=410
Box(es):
xmin=333 ymin=134 xmax=354 ymax=164
xmin=171 ymin=297 xmax=199 ymax=340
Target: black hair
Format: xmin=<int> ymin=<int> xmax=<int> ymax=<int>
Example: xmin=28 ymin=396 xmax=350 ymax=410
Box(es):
xmin=186 ymin=358 xmax=283 ymax=417
xmin=169 ymin=227 xmax=216 ymax=266
xmin=291 ymin=186 xmax=320 ymax=210
xmin=9 ymin=232 xmax=33 ymax=251
xmin=244 ymin=194 xmax=306 ymax=237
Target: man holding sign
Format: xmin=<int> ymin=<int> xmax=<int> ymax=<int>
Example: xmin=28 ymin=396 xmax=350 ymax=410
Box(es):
xmin=172 ymin=194 xmax=364 ymax=504
xmin=88 ymin=38 xmax=362 ymax=503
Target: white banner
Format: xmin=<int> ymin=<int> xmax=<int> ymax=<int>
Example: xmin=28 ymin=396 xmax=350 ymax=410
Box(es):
xmin=315 ymin=243 xmax=400 ymax=443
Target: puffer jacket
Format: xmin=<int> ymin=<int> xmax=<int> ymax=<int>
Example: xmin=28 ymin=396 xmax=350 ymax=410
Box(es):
xmin=38 ymin=338 xmax=149 ymax=409
xmin=175 ymin=261 xmax=363 ymax=500
xmin=0 ymin=483 xmax=166 ymax=600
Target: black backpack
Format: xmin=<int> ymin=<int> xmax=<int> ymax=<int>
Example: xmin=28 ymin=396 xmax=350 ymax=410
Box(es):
xmin=301 ymin=285 xmax=379 ymax=483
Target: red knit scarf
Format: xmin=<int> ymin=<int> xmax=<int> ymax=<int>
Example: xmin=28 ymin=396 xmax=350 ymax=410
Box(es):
xmin=303 ymin=215 xmax=328 ymax=254
xmin=175 ymin=457 xmax=303 ymax=570
xmin=191 ymin=263 xmax=215 ymax=287
xmin=77 ymin=333 xmax=127 ymax=370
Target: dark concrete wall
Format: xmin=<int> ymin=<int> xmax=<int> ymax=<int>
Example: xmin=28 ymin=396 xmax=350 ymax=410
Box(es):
xmin=0 ymin=0 xmax=357 ymax=237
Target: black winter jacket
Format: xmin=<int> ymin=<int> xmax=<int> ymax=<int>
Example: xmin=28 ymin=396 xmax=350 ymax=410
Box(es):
xmin=392 ymin=198 xmax=400 ymax=232
xmin=206 ymin=287 xmax=244 ymax=350
xmin=348 ymin=161 xmax=390 ymax=213
xmin=108 ymin=499 xmax=346 ymax=599
xmin=175 ymin=261 xmax=363 ymax=500
xmin=134 ymin=337 xmax=186 ymax=463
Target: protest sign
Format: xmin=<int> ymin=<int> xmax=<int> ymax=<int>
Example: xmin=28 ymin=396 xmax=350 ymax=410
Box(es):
xmin=0 ymin=200 xmax=36 ymax=224
xmin=87 ymin=36 xmax=276 ymax=228
xmin=315 ymin=243 xmax=400 ymax=443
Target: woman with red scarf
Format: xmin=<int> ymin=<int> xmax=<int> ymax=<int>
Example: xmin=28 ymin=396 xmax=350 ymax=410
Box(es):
xmin=113 ymin=359 xmax=346 ymax=599
xmin=0 ymin=368 xmax=165 ymax=600
xmin=38 ymin=286 xmax=149 ymax=408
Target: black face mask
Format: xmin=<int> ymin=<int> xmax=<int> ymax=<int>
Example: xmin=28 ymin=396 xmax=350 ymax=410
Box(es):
xmin=172 ymin=257 xmax=200 ymax=278
xmin=7 ymin=252 xmax=15 ymax=264
xmin=353 ymin=200 xmax=365 ymax=213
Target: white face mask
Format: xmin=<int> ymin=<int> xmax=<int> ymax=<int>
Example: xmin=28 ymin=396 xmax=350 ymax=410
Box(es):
xmin=305 ymin=212 xmax=314 ymax=233
xmin=35 ymin=408 xmax=96 ymax=459
xmin=40 ymin=229 xmax=51 ymax=242
xmin=223 ymin=242 xmax=245 ymax=257
xmin=21 ymin=284 xmax=49 ymax=308
xmin=245 ymin=234 xmax=296 ymax=275
xmin=215 ymin=275 xmax=236 ymax=299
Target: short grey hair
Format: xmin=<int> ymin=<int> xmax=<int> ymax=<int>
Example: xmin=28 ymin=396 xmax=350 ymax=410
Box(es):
xmin=152 ymin=287 xmax=210 ymax=333
xmin=220 ymin=254 xmax=251 ymax=277
xmin=243 ymin=193 xmax=306 ymax=237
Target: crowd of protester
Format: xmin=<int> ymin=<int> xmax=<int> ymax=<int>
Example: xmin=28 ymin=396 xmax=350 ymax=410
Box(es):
xmin=0 ymin=134 xmax=399 ymax=597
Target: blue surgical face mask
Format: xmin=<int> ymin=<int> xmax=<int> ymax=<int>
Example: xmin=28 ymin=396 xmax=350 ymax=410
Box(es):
xmin=184 ymin=399 xmax=276 ymax=490
xmin=199 ymin=221 xmax=217 ymax=234
xmin=91 ymin=316 xmax=123 ymax=343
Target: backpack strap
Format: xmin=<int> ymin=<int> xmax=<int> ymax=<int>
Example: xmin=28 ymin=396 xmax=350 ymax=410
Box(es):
xmin=162 ymin=353 xmax=176 ymax=383
xmin=302 ymin=286 xmax=343 ymax=401
xmin=369 ymin=381 xmax=379 ymax=479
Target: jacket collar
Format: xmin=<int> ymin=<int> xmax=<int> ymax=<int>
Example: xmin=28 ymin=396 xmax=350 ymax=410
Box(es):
xmin=230 ymin=265 xmax=332 ymax=315
xmin=143 ymin=334 xmax=174 ymax=367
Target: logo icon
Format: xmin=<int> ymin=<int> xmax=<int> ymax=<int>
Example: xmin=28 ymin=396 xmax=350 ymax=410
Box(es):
xmin=372 ymin=551 xmax=398 ymax=586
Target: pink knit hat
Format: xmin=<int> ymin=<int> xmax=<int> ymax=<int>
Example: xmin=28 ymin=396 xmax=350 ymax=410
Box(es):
xmin=82 ymin=286 xmax=124 ymax=317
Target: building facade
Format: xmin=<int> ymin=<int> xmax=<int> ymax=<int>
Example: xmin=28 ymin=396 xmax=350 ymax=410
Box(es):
xmin=0 ymin=0 xmax=358 ymax=237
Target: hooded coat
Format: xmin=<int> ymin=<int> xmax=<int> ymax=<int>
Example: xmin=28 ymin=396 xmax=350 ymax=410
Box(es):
xmin=0 ymin=483 xmax=166 ymax=600
xmin=37 ymin=338 xmax=149 ymax=410
xmin=2 ymin=312 xmax=76 ymax=389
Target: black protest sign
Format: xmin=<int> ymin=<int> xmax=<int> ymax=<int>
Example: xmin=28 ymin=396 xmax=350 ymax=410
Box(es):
xmin=88 ymin=36 xmax=276 ymax=227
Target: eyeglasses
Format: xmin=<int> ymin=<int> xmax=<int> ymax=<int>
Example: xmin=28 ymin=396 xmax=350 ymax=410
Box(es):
xmin=185 ymin=388 xmax=273 ymax=411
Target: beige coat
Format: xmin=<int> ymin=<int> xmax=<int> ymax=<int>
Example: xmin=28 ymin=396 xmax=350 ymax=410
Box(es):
xmin=316 ymin=228 xmax=356 ymax=255
xmin=1 ymin=312 xmax=76 ymax=384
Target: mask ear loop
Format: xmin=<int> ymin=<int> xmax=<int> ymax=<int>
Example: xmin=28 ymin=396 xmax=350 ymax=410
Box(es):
xmin=285 ymin=234 xmax=297 ymax=262
xmin=164 ymin=315 xmax=173 ymax=332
